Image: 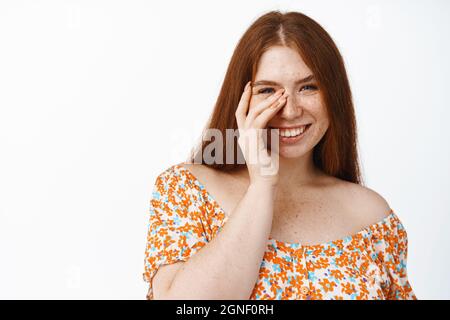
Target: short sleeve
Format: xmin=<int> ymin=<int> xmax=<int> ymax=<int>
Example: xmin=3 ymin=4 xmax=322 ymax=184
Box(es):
xmin=373 ymin=214 xmax=417 ymax=300
xmin=142 ymin=166 xmax=210 ymax=300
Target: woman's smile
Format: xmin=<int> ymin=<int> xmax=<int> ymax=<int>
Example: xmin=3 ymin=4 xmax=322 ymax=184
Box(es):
xmin=268 ymin=124 xmax=312 ymax=145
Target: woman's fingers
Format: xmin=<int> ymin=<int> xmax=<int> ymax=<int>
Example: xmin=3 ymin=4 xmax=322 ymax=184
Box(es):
xmin=253 ymin=93 xmax=288 ymax=129
xmin=235 ymin=81 xmax=252 ymax=129
xmin=235 ymin=81 xmax=288 ymax=130
xmin=245 ymin=89 xmax=286 ymax=125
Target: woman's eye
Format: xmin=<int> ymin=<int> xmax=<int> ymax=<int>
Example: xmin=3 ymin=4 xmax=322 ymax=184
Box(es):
xmin=301 ymin=84 xmax=318 ymax=92
xmin=257 ymin=87 xmax=274 ymax=94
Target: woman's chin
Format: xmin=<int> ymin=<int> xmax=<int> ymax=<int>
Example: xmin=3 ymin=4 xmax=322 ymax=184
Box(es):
xmin=268 ymin=146 xmax=311 ymax=159
xmin=279 ymin=148 xmax=309 ymax=159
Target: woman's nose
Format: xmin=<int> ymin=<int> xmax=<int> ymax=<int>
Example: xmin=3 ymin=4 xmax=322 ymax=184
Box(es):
xmin=278 ymin=95 xmax=303 ymax=119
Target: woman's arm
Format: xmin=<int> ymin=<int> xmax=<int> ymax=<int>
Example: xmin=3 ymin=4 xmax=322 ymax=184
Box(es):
xmin=152 ymin=82 xmax=286 ymax=299
xmin=153 ymin=182 xmax=276 ymax=300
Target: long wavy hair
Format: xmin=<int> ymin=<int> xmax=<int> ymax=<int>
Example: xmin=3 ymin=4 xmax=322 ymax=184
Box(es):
xmin=189 ymin=10 xmax=362 ymax=184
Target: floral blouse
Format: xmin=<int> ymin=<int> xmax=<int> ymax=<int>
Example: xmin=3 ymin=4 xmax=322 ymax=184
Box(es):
xmin=143 ymin=164 xmax=416 ymax=300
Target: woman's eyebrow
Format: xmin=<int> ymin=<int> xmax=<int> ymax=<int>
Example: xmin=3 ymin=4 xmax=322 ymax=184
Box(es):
xmin=253 ymin=74 xmax=315 ymax=87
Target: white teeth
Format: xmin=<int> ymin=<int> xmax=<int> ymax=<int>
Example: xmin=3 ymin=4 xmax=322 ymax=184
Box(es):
xmin=279 ymin=125 xmax=307 ymax=137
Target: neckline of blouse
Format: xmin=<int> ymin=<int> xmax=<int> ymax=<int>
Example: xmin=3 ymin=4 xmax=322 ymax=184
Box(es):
xmin=171 ymin=164 xmax=398 ymax=250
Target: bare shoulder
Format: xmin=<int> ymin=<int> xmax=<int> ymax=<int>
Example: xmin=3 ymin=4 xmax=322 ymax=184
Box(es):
xmin=327 ymin=176 xmax=392 ymax=228
xmin=176 ymin=162 xmax=222 ymax=184
xmin=176 ymin=162 xmax=247 ymax=186
xmin=175 ymin=162 xmax=248 ymax=215
xmin=175 ymin=162 xmax=231 ymax=196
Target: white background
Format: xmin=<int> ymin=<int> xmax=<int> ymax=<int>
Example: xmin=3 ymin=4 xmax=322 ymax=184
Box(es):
xmin=0 ymin=0 xmax=449 ymax=299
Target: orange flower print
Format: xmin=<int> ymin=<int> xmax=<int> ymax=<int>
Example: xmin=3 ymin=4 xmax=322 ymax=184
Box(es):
xmin=319 ymin=278 xmax=337 ymax=293
xmin=324 ymin=246 xmax=336 ymax=256
xmin=342 ymin=282 xmax=356 ymax=295
xmin=308 ymin=286 xmax=324 ymax=300
xmin=335 ymin=253 xmax=350 ymax=267
xmin=312 ymin=247 xmax=323 ymax=256
xmin=330 ymin=269 xmax=344 ymax=280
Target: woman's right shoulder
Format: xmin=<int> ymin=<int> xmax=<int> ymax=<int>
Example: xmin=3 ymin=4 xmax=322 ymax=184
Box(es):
xmin=155 ymin=162 xmax=202 ymax=179
xmin=150 ymin=163 xmax=213 ymax=211
xmin=153 ymin=162 xmax=219 ymax=193
xmin=174 ymin=162 xmax=221 ymax=185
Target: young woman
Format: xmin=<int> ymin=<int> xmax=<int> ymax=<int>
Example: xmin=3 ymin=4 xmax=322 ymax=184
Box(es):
xmin=143 ymin=10 xmax=416 ymax=300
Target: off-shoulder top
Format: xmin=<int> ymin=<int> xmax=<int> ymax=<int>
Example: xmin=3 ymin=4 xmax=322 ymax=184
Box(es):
xmin=143 ymin=164 xmax=416 ymax=300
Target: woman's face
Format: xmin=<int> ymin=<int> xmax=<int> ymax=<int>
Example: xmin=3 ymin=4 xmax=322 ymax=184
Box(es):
xmin=250 ymin=45 xmax=330 ymax=159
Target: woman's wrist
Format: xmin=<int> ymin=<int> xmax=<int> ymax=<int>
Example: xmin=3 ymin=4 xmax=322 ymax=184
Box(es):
xmin=248 ymin=180 xmax=278 ymax=193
